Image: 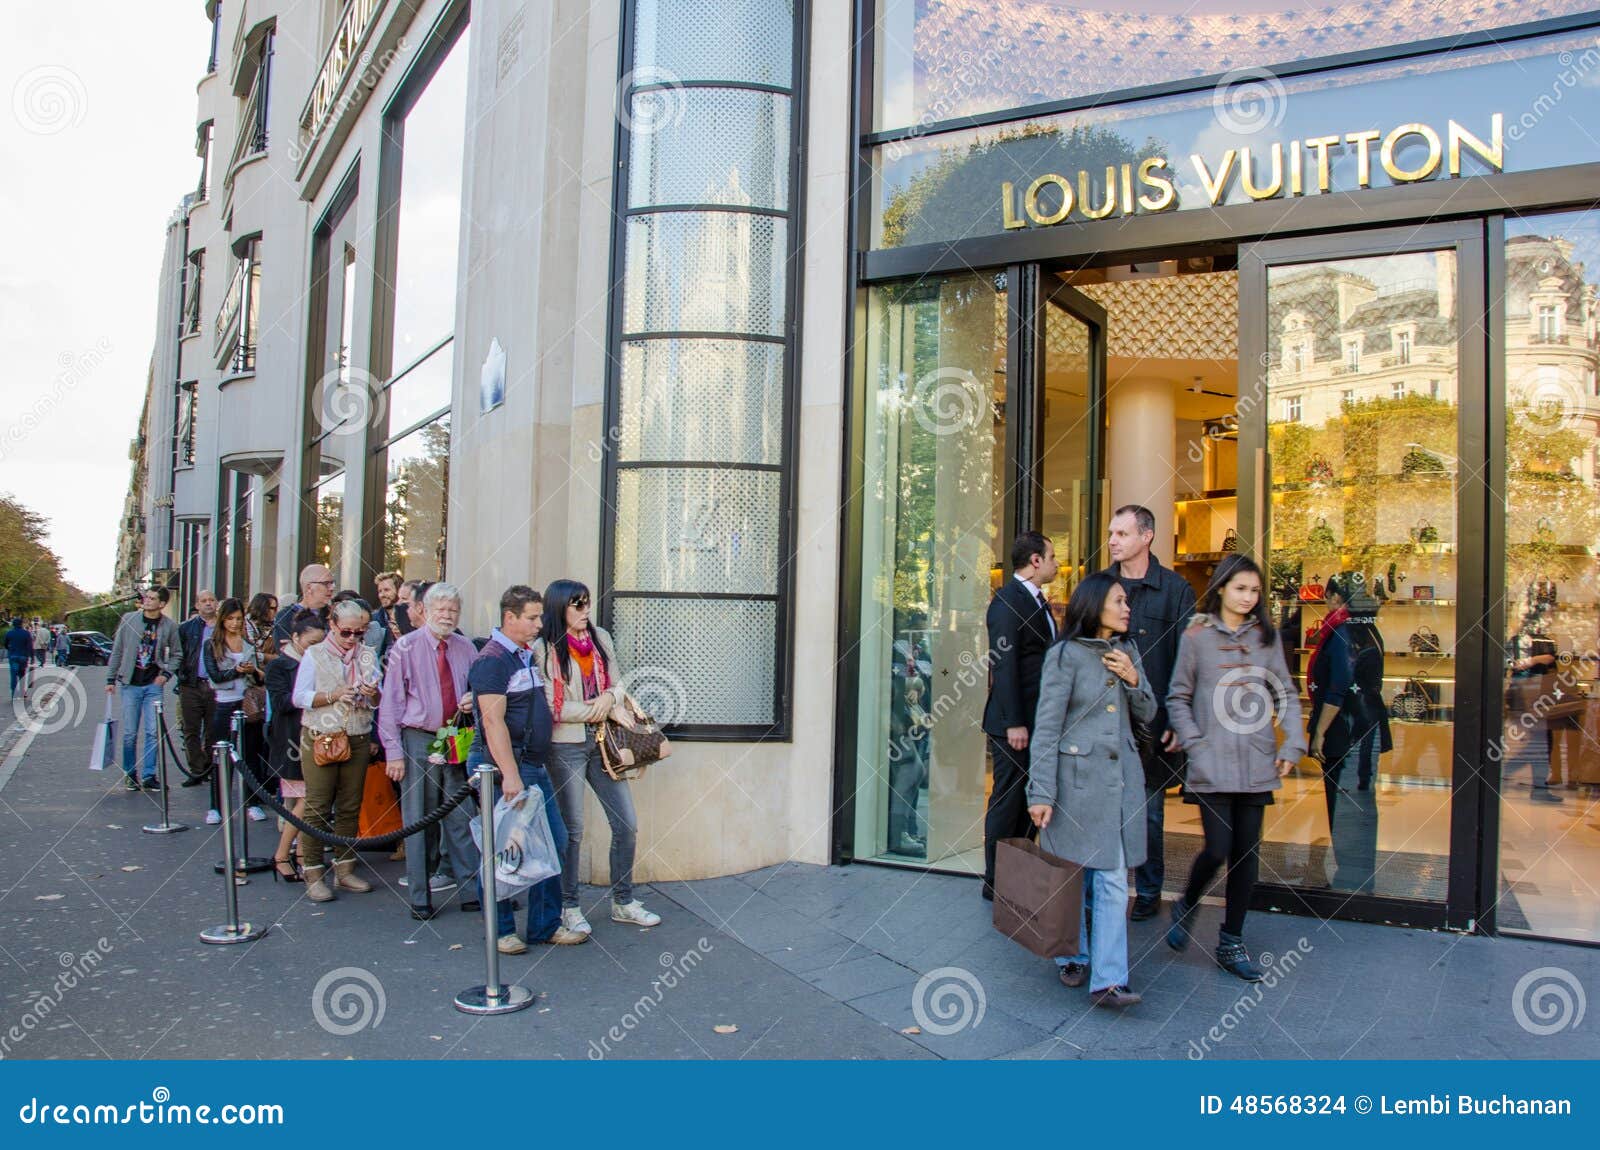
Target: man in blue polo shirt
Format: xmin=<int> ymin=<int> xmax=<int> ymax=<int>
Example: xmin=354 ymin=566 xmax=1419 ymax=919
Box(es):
xmin=464 ymin=584 xmax=587 ymax=951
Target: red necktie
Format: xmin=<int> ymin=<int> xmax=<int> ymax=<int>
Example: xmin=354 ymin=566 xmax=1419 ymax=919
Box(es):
xmin=436 ymin=639 xmax=459 ymax=721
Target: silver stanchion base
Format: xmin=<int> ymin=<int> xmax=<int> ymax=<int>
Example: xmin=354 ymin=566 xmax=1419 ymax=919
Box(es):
xmin=142 ymin=822 xmax=189 ymax=834
xmin=214 ymin=856 xmax=273 ymax=874
xmin=199 ymin=923 xmax=268 ymax=945
xmin=454 ymin=984 xmax=535 ymax=1015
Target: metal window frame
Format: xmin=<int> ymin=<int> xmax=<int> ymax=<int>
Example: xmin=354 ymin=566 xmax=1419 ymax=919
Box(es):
xmin=598 ymin=0 xmax=809 ymax=743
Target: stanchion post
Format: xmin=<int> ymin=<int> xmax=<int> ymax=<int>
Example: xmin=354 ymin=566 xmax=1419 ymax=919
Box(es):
xmin=142 ymin=697 xmax=188 ymax=835
xmin=200 ymin=740 xmax=267 ymax=945
xmin=454 ymin=764 xmax=533 ymax=1015
xmin=215 ymin=708 xmax=271 ymax=873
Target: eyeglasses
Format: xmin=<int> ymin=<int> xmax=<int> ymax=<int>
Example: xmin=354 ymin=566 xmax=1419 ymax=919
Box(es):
xmin=333 ymin=627 xmax=364 ymax=639
xmin=572 ymin=597 xmax=590 ymax=609
xmin=310 ymin=579 xmax=335 ymax=588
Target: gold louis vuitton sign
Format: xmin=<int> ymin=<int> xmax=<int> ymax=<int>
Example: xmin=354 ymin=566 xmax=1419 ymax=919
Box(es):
xmin=1001 ymin=114 xmax=1503 ymax=229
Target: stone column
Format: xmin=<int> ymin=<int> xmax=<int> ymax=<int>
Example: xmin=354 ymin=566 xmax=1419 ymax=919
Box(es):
xmin=1107 ymin=375 xmax=1177 ymax=564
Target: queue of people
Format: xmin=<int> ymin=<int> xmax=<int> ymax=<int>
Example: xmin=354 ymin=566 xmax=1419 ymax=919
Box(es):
xmin=984 ymin=510 xmax=1334 ymax=1007
xmin=98 ymin=566 xmax=664 ymax=955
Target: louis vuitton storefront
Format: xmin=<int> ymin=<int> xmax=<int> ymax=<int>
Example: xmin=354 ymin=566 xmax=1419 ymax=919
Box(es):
xmin=834 ymin=1 xmax=1600 ymax=944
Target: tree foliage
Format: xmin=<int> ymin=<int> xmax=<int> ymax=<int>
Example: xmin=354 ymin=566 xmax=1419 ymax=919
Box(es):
xmin=0 ymin=493 xmax=72 ymax=621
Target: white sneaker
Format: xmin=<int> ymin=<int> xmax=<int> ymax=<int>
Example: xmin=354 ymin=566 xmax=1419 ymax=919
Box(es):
xmin=611 ymin=900 xmax=662 ymax=927
xmin=246 ymin=806 xmax=267 ymax=822
xmin=544 ymin=926 xmax=589 ymax=946
xmin=496 ymin=934 xmax=528 ymax=955
xmin=561 ymin=907 xmax=593 ymax=935
xmin=399 ymin=874 xmax=458 ymax=890
xmin=205 ymin=809 xmax=222 ymax=825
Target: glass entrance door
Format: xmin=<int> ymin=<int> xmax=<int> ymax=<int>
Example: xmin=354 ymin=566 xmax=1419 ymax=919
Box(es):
xmin=1031 ymin=276 xmax=1105 ymax=603
xmin=1240 ymin=223 xmax=1487 ymax=928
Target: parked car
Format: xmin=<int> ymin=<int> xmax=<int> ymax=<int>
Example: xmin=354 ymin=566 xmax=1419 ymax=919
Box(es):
xmin=66 ymin=631 xmax=112 ymax=666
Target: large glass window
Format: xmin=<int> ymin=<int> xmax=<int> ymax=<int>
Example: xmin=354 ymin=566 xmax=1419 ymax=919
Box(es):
xmin=381 ymin=415 xmax=450 ymax=582
xmin=369 ymin=18 xmax=470 ymax=584
xmin=853 ymin=272 xmax=1006 ymax=867
xmin=872 ymin=0 xmax=1599 ymax=132
xmin=605 ymin=0 xmax=800 ymax=735
xmin=1497 ymin=208 xmax=1600 ymax=943
xmin=1263 ymin=249 xmax=1460 ymax=901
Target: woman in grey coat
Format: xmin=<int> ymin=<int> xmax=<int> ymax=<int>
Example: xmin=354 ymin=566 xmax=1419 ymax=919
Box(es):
xmin=1164 ymin=554 xmax=1306 ymax=980
xmin=1027 ymin=571 xmax=1157 ymax=1008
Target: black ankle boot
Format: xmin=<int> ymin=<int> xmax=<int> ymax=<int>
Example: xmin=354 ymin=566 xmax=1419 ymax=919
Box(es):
xmin=1215 ymin=931 xmax=1265 ymax=981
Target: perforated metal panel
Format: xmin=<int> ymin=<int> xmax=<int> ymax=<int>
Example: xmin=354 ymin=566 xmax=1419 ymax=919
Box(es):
xmin=614 ymin=467 xmax=780 ymax=595
xmin=629 ymin=89 xmax=791 ymax=210
xmin=619 ymin=338 xmax=783 ymax=464
xmin=631 ymin=0 xmax=794 ymax=88
xmin=622 ymin=212 xmax=787 ymax=337
xmin=611 ymin=596 xmax=777 ymax=726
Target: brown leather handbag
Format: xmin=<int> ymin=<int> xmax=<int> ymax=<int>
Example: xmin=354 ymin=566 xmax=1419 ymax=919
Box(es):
xmin=595 ymin=695 xmax=671 ymax=781
xmin=311 ymin=729 xmax=351 ymax=766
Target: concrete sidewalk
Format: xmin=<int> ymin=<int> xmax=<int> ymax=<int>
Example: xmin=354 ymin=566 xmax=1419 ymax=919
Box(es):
xmin=1 ymin=666 xmax=1595 ymax=1060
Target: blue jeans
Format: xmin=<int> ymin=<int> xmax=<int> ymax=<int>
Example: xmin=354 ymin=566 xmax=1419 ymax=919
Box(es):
xmin=1134 ymin=783 xmax=1165 ymax=900
xmin=1054 ymin=844 xmax=1130 ymax=992
xmin=8 ymin=658 xmax=26 ymax=696
xmin=462 ymin=753 xmax=567 ymax=943
xmin=120 ymin=682 xmax=164 ymax=781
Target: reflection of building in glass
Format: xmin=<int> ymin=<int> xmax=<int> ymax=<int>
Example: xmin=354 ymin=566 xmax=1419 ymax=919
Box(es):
xmin=1269 ymin=255 xmax=1459 ymax=428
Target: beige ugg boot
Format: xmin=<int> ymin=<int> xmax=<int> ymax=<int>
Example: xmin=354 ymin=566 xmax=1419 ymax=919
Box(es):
xmin=304 ymin=865 xmax=335 ymax=902
xmin=334 ymin=860 xmax=372 ymax=893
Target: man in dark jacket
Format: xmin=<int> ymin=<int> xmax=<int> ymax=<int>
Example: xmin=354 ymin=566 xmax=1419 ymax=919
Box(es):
xmin=176 ymin=589 xmax=220 ymax=783
xmin=980 ymin=530 xmax=1059 ymax=899
xmin=5 ymin=618 xmax=33 ymax=698
xmin=1104 ymin=504 xmax=1197 ymax=920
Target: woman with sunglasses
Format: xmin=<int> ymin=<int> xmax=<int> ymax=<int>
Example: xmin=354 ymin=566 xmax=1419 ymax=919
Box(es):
xmin=533 ymin=580 xmax=662 ymax=935
xmin=291 ymin=598 xmax=383 ymax=902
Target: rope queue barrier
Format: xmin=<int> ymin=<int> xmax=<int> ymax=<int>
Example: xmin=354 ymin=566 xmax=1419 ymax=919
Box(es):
xmin=221 ymin=744 xmax=480 ymax=852
xmin=140 ymin=698 xmax=187 ymax=836
xmin=195 ymin=744 xmax=532 ymax=1019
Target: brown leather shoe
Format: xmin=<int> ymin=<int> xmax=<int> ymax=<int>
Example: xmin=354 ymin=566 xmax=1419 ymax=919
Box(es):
xmin=1091 ymin=985 xmax=1142 ymax=1008
xmin=1058 ymin=962 xmax=1088 ymax=988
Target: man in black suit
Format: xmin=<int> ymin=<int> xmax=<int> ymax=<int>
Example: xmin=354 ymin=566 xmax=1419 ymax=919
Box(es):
xmin=981 ymin=530 xmax=1059 ymax=899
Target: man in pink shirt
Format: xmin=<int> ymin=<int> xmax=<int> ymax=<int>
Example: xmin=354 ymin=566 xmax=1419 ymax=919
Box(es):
xmin=379 ymin=581 xmax=479 ymax=920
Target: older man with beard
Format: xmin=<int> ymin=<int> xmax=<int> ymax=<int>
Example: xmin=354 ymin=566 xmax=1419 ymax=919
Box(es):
xmin=377 ymin=581 xmax=478 ymax=920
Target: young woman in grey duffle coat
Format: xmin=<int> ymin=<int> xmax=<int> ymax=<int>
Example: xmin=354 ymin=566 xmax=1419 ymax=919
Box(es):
xmin=1164 ymin=554 xmax=1306 ymax=982
xmin=1027 ymin=571 xmax=1157 ymax=1009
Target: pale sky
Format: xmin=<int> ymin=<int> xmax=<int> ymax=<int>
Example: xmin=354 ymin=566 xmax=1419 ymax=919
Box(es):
xmin=0 ymin=2 xmax=211 ymax=592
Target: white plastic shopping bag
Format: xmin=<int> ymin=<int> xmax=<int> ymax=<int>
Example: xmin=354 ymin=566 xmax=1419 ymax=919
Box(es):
xmin=469 ymin=788 xmax=561 ymax=901
xmin=88 ymin=693 xmax=115 ymax=771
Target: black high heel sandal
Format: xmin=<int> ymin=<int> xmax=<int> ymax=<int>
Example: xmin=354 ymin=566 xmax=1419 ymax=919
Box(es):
xmin=272 ymin=855 xmax=303 ymax=883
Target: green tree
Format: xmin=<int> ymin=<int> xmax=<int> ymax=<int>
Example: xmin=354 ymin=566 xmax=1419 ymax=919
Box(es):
xmin=0 ymin=493 xmax=71 ymax=620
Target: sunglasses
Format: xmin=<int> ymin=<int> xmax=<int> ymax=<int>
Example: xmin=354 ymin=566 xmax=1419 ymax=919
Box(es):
xmin=333 ymin=627 xmax=365 ymax=639
xmin=572 ymin=597 xmax=591 ymax=609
